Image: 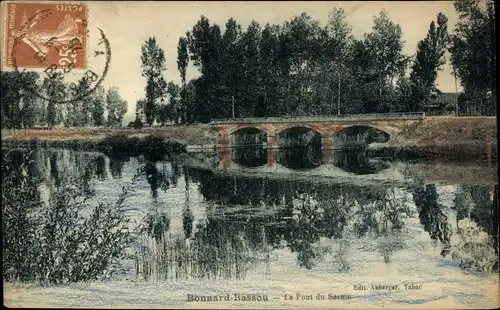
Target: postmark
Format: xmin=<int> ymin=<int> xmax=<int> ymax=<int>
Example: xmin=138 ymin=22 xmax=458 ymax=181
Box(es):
xmin=5 ymin=2 xmax=111 ymax=104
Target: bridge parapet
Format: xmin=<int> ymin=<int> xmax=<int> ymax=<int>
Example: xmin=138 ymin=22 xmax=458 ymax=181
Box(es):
xmin=211 ymin=112 xmax=425 ymax=124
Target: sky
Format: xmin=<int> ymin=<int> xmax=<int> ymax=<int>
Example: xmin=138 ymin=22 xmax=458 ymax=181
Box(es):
xmin=2 ymin=1 xmax=463 ymax=123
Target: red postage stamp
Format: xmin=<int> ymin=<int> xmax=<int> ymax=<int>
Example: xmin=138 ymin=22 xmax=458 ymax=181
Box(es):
xmin=4 ymin=2 xmax=87 ymax=69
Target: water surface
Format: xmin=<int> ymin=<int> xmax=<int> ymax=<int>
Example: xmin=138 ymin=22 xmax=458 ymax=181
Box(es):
xmin=3 ymin=146 xmax=498 ymax=308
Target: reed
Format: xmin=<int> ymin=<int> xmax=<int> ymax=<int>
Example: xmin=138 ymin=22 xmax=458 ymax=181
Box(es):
xmin=134 ymin=223 xmax=271 ymax=282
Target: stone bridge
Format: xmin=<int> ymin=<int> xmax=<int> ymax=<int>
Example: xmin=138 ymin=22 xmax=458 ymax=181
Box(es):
xmin=211 ymin=112 xmax=425 ymax=150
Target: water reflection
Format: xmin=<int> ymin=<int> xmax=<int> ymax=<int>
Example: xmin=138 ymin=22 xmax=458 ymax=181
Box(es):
xmin=2 ymin=148 xmax=499 ymax=283
xmin=191 ymin=167 xmax=388 ymax=207
xmin=278 ymin=146 xmax=322 ymax=169
xmin=333 ymin=150 xmax=391 ymax=174
xmin=224 ymin=146 xmax=390 ymax=174
xmin=182 ymin=165 xmax=194 ymax=239
xmin=109 ymin=155 xmax=129 ymax=178
xmin=144 ymin=160 xmax=174 ymax=198
xmin=413 ymin=184 xmax=452 ymax=246
xmin=94 ymin=155 xmax=107 ymax=181
xmin=135 ymin=216 xmax=271 ymax=281
xmin=232 ymin=147 xmax=267 ymax=167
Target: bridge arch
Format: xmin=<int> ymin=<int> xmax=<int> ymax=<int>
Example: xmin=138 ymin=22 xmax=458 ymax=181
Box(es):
xmin=276 ymin=125 xmax=326 ymax=137
xmin=276 ymin=126 xmax=323 ymax=148
xmin=229 ymin=126 xmax=268 ymax=136
xmin=333 ymin=125 xmax=391 ymax=145
xmin=229 ymin=126 xmax=268 ymax=147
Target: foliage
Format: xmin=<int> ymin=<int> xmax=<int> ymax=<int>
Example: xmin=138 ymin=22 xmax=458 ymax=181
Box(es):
xmin=135 ymin=98 xmax=147 ymax=124
xmin=410 ymin=13 xmax=450 ymax=112
xmin=141 ymin=37 xmax=167 ymax=126
xmin=106 ymin=86 xmax=128 ymax=127
xmin=177 ymin=37 xmax=189 ymax=85
xmin=91 ymin=85 xmax=106 ymax=126
xmin=2 ymin=150 xmax=137 ymax=284
xmin=96 ymin=133 xmax=187 ymax=158
xmin=449 ymin=0 xmax=496 ymax=115
xmin=1 ymin=71 xmax=42 ymax=129
xmin=180 ymin=10 xmax=417 ymax=122
xmin=1 ymin=71 xmax=132 ymax=129
xmin=177 ymin=36 xmax=191 ymax=124
xmin=366 ymin=10 xmax=408 ymax=85
xmin=133 ymin=116 xmax=144 ymax=129
xmin=165 ymin=81 xmax=181 ymax=123
xmin=43 ymin=72 xmax=67 ymax=128
xmin=186 ymin=16 xmax=225 ymax=123
xmin=20 ymin=72 xmax=42 ymax=128
xmin=173 ymin=5 xmax=497 ymax=121
xmin=155 ymin=104 xmax=171 ymax=126
xmin=68 ymin=76 xmax=93 ymax=127
xmin=323 ymin=8 xmax=354 ymax=115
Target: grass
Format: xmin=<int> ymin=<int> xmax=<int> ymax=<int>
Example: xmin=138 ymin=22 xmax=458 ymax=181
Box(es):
xmin=395 ymin=116 xmax=497 ymax=145
xmin=1 ymin=124 xmax=218 ymax=146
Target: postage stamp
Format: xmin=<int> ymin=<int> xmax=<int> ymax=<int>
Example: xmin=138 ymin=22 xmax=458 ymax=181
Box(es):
xmin=4 ymin=2 xmax=87 ymax=69
xmin=4 ymin=1 xmax=111 ymax=104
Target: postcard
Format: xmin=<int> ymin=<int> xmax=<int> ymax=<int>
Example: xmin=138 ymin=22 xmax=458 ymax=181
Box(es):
xmin=1 ymin=1 xmax=498 ymax=309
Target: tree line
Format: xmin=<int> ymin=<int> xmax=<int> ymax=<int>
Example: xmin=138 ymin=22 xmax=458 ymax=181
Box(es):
xmin=1 ymin=1 xmax=495 ymax=130
xmin=138 ymin=0 xmax=495 ymax=126
xmin=1 ymin=71 xmax=128 ymax=129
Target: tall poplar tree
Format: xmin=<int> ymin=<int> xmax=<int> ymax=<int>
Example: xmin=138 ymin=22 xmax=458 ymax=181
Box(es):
xmin=450 ymin=0 xmax=496 ymax=115
xmin=43 ymin=72 xmax=66 ymax=129
xmin=324 ymin=8 xmax=354 ymax=115
xmin=141 ymin=37 xmax=167 ymax=126
xmin=91 ymin=85 xmax=105 ymax=126
xmin=177 ymin=36 xmax=189 ymax=123
xmin=410 ymin=13 xmax=450 ymax=112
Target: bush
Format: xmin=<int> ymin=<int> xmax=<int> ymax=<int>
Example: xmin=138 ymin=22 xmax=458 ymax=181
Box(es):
xmin=97 ymin=134 xmax=187 ymax=160
xmin=133 ymin=117 xmax=143 ymax=129
xmin=2 ymin=150 xmax=139 ymax=284
xmin=2 ymin=150 xmax=44 ymax=282
xmin=97 ymin=134 xmax=141 ymax=156
xmin=136 ymin=135 xmax=167 ymax=155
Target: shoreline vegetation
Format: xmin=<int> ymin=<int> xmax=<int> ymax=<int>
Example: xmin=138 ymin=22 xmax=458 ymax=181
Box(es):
xmin=2 ymin=133 xmax=188 ymax=160
xmin=1 ymin=116 xmax=497 ymax=161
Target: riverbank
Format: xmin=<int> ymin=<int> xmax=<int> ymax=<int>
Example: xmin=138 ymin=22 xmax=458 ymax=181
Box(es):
xmin=1 ymin=116 xmax=497 ymax=159
xmin=1 ymin=132 xmax=189 ymax=159
xmin=379 ymin=116 xmax=498 ymax=160
xmin=1 ymin=124 xmax=218 ymax=149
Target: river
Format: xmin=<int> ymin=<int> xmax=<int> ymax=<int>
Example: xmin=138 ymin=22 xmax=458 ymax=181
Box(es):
xmin=2 ymin=146 xmax=499 ymax=308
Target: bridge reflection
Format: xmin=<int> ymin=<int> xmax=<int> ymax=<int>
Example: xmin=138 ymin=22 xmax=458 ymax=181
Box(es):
xmin=218 ymin=146 xmax=390 ymax=175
